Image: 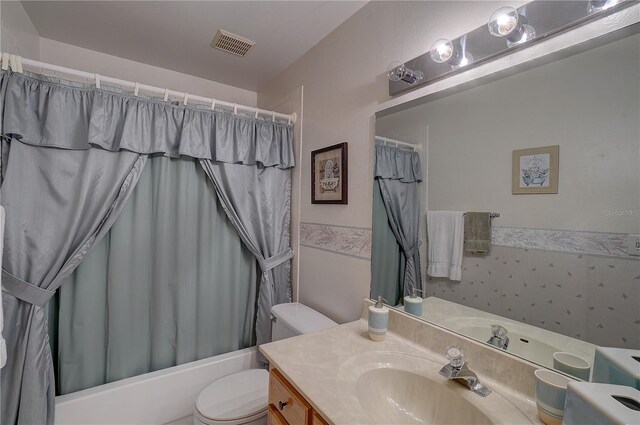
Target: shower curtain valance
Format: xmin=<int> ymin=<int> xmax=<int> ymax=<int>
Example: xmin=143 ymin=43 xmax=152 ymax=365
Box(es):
xmin=374 ymin=143 xmax=422 ymax=183
xmin=2 ymin=72 xmax=295 ymax=168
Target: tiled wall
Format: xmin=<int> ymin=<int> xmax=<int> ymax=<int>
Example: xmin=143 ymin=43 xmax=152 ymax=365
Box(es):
xmin=301 ymin=221 xmax=639 ymax=349
xmin=300 ymin=222 xmax=371 ymax=260
xmin=426 ymin=245 xmax=639 ymax=349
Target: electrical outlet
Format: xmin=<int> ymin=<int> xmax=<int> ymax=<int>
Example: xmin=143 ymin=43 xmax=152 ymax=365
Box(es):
xmin=627 ymin=234 xmax=640 ymax=256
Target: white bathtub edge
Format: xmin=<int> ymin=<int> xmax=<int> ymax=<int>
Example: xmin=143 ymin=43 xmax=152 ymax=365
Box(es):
xmin=55 ymin=347 xmax=260 ymax=425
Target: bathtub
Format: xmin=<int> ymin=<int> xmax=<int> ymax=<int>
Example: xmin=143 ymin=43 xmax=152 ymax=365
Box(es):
xmin=54 ymin=347 xmax=260 ymax=425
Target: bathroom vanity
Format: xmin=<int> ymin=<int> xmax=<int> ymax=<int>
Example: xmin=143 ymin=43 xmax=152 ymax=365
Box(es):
xmin=267 ymin=368 xmax=328 ymax=425
xmin=261 ymin=300 xmax=544 ymax=424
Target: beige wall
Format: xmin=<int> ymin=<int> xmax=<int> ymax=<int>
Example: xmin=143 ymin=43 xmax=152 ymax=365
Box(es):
xmin=38 ymin=38 xmax=256 ymax=106
xmin=1 ymin=0 xmax=40 ymax=58
xmin=258 ymin=1 xmax=523 ymax=323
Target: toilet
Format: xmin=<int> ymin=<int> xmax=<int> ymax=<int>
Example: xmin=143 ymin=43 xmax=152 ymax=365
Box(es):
xmin=193 ymin=303 xmax=337 ymax=425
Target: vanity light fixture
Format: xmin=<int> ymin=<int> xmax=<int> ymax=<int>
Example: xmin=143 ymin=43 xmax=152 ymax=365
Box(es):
xmin=389 ymin=0 xmax=632 ymax=95
xmin=487 ymin=6 xmax=536 ymax=47
xmin=587 ymin=0 xmax=623 ymax=13
xmin=429 ymin=38 xmax=472 ymax=68
xmin=386 ymin=62 xmax=424 ymax=85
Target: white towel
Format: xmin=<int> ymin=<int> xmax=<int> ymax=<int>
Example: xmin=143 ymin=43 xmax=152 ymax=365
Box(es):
xmin=0 ymin=205 xmax=5 ymax=368
xmin=426 ymin=211 xmax=464 ymax=281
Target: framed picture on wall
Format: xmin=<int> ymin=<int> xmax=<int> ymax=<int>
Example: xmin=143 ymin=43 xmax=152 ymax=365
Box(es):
xmin=512 ymin=145 xmax=559 ymax=194
xmin=311 ymin=142 xmax=348 ymax=204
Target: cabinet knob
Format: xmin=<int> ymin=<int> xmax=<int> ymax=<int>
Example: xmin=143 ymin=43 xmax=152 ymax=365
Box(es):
xmin=278 ymin=400 xmax=288 ymax=410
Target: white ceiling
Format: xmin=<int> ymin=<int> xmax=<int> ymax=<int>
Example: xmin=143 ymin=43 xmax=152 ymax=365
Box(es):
xmin=22 ymin=1 xmax=367 ymax=91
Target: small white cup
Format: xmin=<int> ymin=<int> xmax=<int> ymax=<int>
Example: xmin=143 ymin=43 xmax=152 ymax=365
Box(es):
xmin=535 ymin=369 xmax=572 ymax=425
xmin=553 ymin=352 xmax=591 ymax=381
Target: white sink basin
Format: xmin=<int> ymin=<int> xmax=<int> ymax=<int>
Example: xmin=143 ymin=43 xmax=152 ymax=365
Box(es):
xmin=357 ymin=367 xmax=492 ymax=424
xmin=339 ymin=351 xmax=532 ymax=425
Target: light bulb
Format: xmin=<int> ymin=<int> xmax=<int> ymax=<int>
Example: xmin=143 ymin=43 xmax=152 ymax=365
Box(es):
xmin=386 ymin=61 xmax=405 ymax=82
xmin=587 ymin=0 xmax=622 ymax=13
xmin=496 ymin=13 xmax=518 ymax=35
xmin=430 ymin=39 xmax=454 ymax=63
xmin=429 ymin=38 xmax=472 ymax=68
xmin=488 ymin=6 xmax=536 ymax=47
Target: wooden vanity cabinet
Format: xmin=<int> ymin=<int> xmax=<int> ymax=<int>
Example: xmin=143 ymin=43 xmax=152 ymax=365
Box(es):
xmin=268 ymin=404 xmax=288 ymax=425
xmin=268 ymin=368 xmax=328 ymax=425
xmin=312 ymin=411 xmax=329 ymax=425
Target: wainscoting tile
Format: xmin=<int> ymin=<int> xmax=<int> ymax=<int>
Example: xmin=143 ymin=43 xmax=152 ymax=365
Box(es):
xmin=586 ymin=256 xmax=640 ymax=348
xmin=492 ymin=227 xmax=630 ymax=259
xmin=502 ymin=288 xmax=553 ymax=328
xmin=299 ymin=222 xmax=371 ymax=260
xmin=425 ymin=245 xmax=639 ymax=348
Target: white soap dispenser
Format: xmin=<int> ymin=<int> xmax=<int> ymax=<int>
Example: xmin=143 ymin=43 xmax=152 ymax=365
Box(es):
xmin=368 ymin=296 xmax=389 ymax=342
xmin=404 ymin=287 xmax=423 ymax=317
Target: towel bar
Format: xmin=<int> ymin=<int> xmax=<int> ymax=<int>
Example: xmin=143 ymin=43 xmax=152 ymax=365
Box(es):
xmin=462 ymin=212 xmax=500 ymax=218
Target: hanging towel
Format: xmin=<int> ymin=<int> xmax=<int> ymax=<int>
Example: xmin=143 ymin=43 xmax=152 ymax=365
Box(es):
xmin=0 ymin=206 xmax=5 ymax=369
xmin=464 ymin=212 xmax=492 ymax=254
xmin=426 ymin=211 xmax=464 ymax=281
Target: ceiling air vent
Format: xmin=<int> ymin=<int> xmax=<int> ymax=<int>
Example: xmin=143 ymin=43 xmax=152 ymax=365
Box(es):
xmin=211 ymin=29 xmax=255 ymax=57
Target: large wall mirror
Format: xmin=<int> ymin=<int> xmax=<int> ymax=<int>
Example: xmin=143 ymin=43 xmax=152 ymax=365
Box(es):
xmin=371 ymin=27 xmax=639 ymax=380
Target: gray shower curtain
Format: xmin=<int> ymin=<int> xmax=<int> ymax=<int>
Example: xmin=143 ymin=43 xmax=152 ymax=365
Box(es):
xmin=1 ymin=140 xmax=147 ymax=425
xmin=0 ymin=71 xmax=294 ymax=424
xmin=200 ymin=161 xmax=292 ymax=351
xmin=49 ymin=155 xmax=259 ymax=395
xmin=371 ymin=181 xmax=406 ymax=306
xmin=374 ymin=143 xmax=423 ymax=298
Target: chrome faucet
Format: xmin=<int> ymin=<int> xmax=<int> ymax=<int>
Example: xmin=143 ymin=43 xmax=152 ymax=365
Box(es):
xmin=439 ymin=346 xmax=492 ymax=397
xmin=487 ymin=324 xmax=509 ymax=350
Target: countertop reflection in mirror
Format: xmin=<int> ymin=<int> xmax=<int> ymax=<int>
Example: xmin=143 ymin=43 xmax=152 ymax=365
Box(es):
xmin=421 ymin=298 xmax=595 ymax=375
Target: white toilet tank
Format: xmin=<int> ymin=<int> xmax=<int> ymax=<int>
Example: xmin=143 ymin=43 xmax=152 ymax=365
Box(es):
xmin=271 ymin=303 xmax=337 ymax=341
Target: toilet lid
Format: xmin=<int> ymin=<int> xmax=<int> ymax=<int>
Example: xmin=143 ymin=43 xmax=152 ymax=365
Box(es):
xmin=196 ymin=369 xmax=269 ymax=421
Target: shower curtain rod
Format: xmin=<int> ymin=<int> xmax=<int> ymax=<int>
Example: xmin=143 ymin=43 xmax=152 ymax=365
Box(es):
xmin=0 ymin=53 xmax=297 ymax=125
xmin=375 ymin=135 xmax=422 ymax=151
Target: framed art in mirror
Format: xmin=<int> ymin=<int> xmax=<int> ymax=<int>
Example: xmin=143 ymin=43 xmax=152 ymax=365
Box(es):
xmin=311 ymin=142 xmax=348 ymax=204
xmin=512 ymin=145 xmax=559 ymax=194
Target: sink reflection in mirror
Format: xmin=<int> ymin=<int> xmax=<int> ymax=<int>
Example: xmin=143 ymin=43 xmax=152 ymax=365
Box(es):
xmin=371 ymin=30 xmax=639 ymax=381
xmin=423 ymin=297 xmax=594 ymax=377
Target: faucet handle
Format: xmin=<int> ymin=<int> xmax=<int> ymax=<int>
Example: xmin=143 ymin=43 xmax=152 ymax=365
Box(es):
xmin=445 ymin=346 xmax=465 ymax=368
xmin=491 ymin=324 xmax=508 ymax=338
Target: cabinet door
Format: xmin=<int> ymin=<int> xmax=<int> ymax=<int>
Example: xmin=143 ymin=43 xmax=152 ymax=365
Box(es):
xmin=269 ymin=368 xmax=312 ymax=425
xmin=268 ymin=404 xmax=289 ymax=425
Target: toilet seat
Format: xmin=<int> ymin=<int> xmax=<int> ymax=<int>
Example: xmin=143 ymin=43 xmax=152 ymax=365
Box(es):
xmin=195 ymin=369 xmax=269 ymax=425
xmin=194 ymin=406 xmax=266 ymax=425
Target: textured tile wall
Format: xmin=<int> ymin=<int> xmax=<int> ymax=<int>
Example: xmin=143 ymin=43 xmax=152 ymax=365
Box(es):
xmin=301 ymin=222 xmax=639 ymax=348
xmin=300 ymin=222 xmax=371 ymax=260
xmin=425 ymin=246 xmax=639 ymax=349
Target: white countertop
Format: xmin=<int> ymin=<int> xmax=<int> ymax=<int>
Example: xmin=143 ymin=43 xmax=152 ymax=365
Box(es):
xmin=260 ymin=318 xmax=542 ymax=425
